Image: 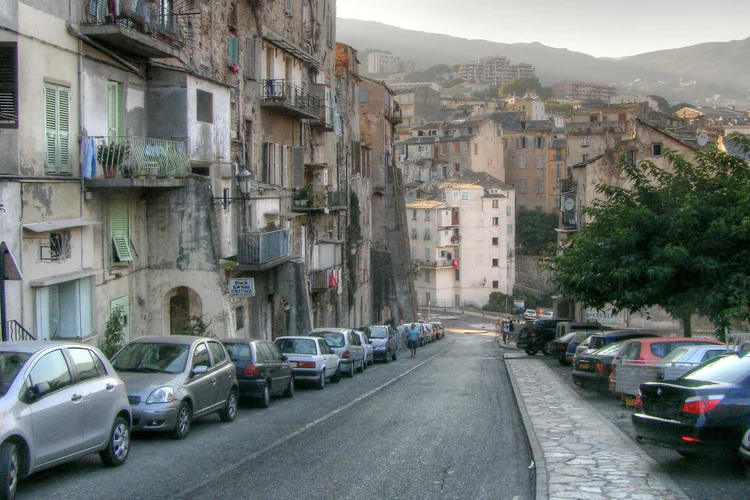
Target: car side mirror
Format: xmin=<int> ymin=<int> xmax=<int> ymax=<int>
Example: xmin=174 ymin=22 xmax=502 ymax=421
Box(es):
xmin=192 ymin=365 xmax=208 ymax=376
xmin=30 ymin=382 xmax=50 ymax=400
xmin=282 ymin=355 xmax=288 ymax=361
xmin=368 ymin=340 xmax=372 ymax=344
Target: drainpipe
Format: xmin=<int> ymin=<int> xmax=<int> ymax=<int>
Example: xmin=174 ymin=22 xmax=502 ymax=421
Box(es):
xmin=66 ymin=23 xmax=144 ymax=77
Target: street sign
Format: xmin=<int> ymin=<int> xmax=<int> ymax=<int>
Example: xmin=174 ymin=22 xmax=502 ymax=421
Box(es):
xmin=513 ymin=299 xmax=524 ymax=311
xmin=228 ymin=279 xmax=255 ymax=297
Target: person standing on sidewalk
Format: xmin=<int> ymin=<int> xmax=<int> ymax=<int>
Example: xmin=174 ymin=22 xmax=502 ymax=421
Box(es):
xmin=509 ymin=319 xmax=515 ymax=343
xmin=407 ymin=323 xmax=419 ymax=358
xmin=502 ymin=320 xmax=510 ymax=345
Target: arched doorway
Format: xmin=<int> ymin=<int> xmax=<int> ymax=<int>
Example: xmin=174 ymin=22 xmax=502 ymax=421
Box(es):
xmin=165 ymin=286 xmax=203 ymax=336
xmin=379 ymin=306 xmax=392 ymax=324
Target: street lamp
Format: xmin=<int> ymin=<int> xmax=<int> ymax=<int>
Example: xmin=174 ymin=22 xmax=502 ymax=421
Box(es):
xmin=212 ymin=168 xmax=252 ymax=209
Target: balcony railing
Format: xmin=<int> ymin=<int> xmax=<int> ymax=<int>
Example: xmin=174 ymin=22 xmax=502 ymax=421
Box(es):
xmin=293 ymin=191 xmax=348 ymax=210
xmin=81 ymin=136 xmax=191 ymax=179
xmin=5 ymin=320 xmax=35 ymax=341
xmin=565 ymin=120 xmax=633 ymax=136
xmin=386 ymin=102 xmax=403 ymax=124
xmin=309 ymin=83 xmax=334 ymax=130
xmin=310 ymin=266 xmax=341 ymax=291
xmin=414 ymin=259 xmax=455 ymax=269
xmin=238 ymin=229 xmax=290 ymax=265
xmin=80 ymin=0 xmax=185 ymax=59
xmin=261 ymin=80 xmax=321 ymax=120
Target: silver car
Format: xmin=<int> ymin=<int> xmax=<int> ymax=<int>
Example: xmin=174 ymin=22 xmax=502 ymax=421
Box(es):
xmin=273 ymin=336 xmax=341 ymax=389
xmin=305 ymin=328 xmax=365 ymax=378
xmin=354 ymin=330 xmax=374 ymax=368
xmin=0 ymin=342 xmax=131 ymax=499
xmin=110 ymin=335 xmax=238 ymax=439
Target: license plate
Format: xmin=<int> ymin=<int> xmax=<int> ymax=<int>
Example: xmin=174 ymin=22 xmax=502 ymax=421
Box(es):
xmin=578 ymin=362 xmax=589 ymax=370
xmin=290 ymin=361 xmax=298 ymax=367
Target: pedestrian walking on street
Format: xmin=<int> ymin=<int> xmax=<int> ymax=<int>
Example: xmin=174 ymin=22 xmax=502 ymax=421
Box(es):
xmin=509 ymin=320 xmax=515 ymax=343
xmin=502 ymin=320 xmax=510 ymax=345
xmin=407 ymin=323 xmax=419 ymax=358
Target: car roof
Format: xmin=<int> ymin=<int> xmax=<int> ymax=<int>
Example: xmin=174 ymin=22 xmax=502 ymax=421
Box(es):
xmin=222 ymin=338 xmax=266 ymax=344
xmin=0 ymin=341 xmax=98 ymax=353
xmin=589 ymin=331 xmax=657 ymax=338
xmin=274 ymin=336 xmax=320 ymax=341
xmin=128 ymin=335 xmax=205 ymax=345
xmin=627 ymin=337 xmax=722 ymax=345
xmin=307 ymin=328 xmax=349 ymax=335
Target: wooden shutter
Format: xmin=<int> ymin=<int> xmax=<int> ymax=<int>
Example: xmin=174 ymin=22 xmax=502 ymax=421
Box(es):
xmin=262 ymin=142 xmax=270 ymax=182
xmin=44 ymin=85 xmax=58 ymax=172
xmin=0 ymin=42 xmax=18 ymax=129
xmin=292 ymin=147 xmax=304 ymax=188
xmin=58 ymin=87 xmax=70 ymax=173
xmin=110 ymin=200 xmax=132 ymax=262
xmin=273 ymin=143 xmax=280 ymax=185
xmin=228 ymin=36 xmax=239 ymax=66
xmin=244 ymin=37 xmax=256 ymax=79
xmin=107 ymin=81 xmax=123 ymax=139
xmin=44 ymin=84 xmax=70 ymax=174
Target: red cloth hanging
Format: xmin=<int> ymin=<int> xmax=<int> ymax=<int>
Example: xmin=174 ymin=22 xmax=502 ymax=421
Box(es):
xmin=452 ymin=259 xmax=459 ymax=269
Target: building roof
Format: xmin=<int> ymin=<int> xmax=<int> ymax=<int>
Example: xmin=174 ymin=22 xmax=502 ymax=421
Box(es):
xmin=550 ymin=138 xmax=566 ymax=149
xmin=636 ymin=118 xmax=700 ymax=151
xmin=445 ymin=118 xmax=486 ymax=129
xmin=695 ymin=107 xmax=746 ymax=118
xmin=402 ymin=135 xmax=476 ymax=145
xmin=571 ymin=154 xmax=605 ymax=169
xmin=405 ymin=200 xmax=447 ymax=210
xmin=720 ymin=136 xmax=750 ymax=159
xmin=412 ymin=122 xmax=442 ymax=131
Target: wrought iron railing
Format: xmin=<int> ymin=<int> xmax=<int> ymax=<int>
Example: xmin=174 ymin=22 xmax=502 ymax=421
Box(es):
xmin=238 ymin=229 xmax=290 ymax=265
xmin=81 ymin=0 xmax=184 ymax=49
xmin=6 ymin=320 xmax=35 ymax=341
xmin=261 ymin=80 xmax=321 ymax=117
xmin=81 ymin=136 xmax=191 ymax=179
xmin=386 ymin=102 xmax=403 ymax=123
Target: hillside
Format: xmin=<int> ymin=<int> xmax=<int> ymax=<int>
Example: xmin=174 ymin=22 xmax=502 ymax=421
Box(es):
xmin=337 ymin=19 xmax=750 ymax=103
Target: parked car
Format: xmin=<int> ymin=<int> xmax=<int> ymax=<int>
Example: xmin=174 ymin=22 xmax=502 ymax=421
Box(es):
xmin=541 ymin=311 xmax=554 ymax=319
xmin=354 ymin=330 xmax=374 ymax=368
xmin=221 ymin=339 xmax=294 ymax=407
xmin=633 ymin=352 xmax=750 ymax=459
xmin=610 ymin=337 xmax=723 ymax=394
xmin=572 ymin=341 xmax=625 ymax=392
xmin=305 ymin=328 xmax=365 ymax=377
xmin=273 ymin=336 xmax=341 ymax=389
xmin=523 ymin=309 xmax=538 ymax=320
xmin=549 ymin=331 xmax=592 ymax=366
xmin=657 ymin=345 xmax=732 ymax=380
xmin=555 ymin=321 xmax=606 ymax=339
xmin=740 ymin=428 xmax=750 ymax=471
xmin=574 ymin=331 xmax=660 ymax=362
xmin=564 ymin=331 xmax=598 ymax=365
xmin=431 ymin=322 xmax=444 ymax=340
xmin=360 ymin=325 xmax=398 ymax=362
xmin=422 ymin=323 xmax=435 ymax=343
xmin=0 ymin=342 xmax=131 ymax=499
xmin=516 ymin=318 xmax=574 ymax=355
xmin=111 ymin=335 xmax=238 ymax=439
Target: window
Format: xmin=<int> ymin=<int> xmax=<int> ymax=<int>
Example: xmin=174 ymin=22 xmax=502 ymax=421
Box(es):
xmin=358 ymin=89 xmax=369 ymax=102
xmin=411 ymin=247 xmax=416 ymax=260
xmin=424 ymin=270 xmax=430 ymax=282
xmin=301 ymin=2 xmax=308 ymax=23
xmin=652 ymin=143 xmax=663 ymax=156
xmin=590 ymin=114 xmax=598 ymax=122
xmin=107 ymin=81 xmax=124 ymax=138
xmin=110 ymin=199 xmax=133 ymax=264
xmin=507 ymin=224 xmax=513 ymax=234
xmin=454 ymin=163 xmax=460 ymax=173
xmin=27 ymin=350 xmax=72 ymax=396
xmin=244 ymin=37 xmax=257 ymax=79
xmin=506 ymin=206 xmax=511 ymax=216
xmin=519 ymin=179 xmax=527 ymax=194
xmin=518 ymin=157 xmax=526 ymax=169
xmin=536 ymin=156 xmax=544 ymax=169
xmin=285 ymin=0 xmax=293 ymax=12
xmin=453 ymin=143 xmax=460 ymax=154
xmin=412 ymin=209 xmax=417 ymax=220
xmin=467 ymin=127 xmax=473 ymax=134
xmin=424 ymin=228 xmax=431 ymax=240
xmin=492 ymin=259 xmax=499 ymax=267
xmin=535 ymin=179 xmax=543 ymax=194
xmin=618 ymin=113 xmax=626 ymax=121
xmin=69 ymin=348 xmax=105 ymax=382
xmin=411 ymin=228 xmax=417 ymax=239
xmin=555 ymin=149 xmax=563 ymax=161
xmin=492 ymin=217 xmax=499 ymax=226
xmin=49 ymin=230 xmax=72 ymax=261
xmin=626 ymin=150 xmax=636 ymax=165
xmin=207 ymin=341 xmax=227 ymax=364
xmin=454 ymin=269 xmax=460 ymax=281
xmin=554 ymin=196 xmax=561 ymax=210
xmin=425 ymin=248 xmax=430 ymax=261
xmin=196 ymin=89 xmax=213 ymax=123
xmin=35 ymin=278 xmax=93 ymax=340
xmin=461 ymin=192 xmax=469 ymax=200
xmin=581 ymin=136 xmax=590 ymax=147
xmin=440 ymin=143 xmax=447 ymax=155
xmin=192 ymin=343 xmax=211 ymax=369
xmin=424 ymin=211 xmax=431 ymax=221
xmin=555 ymin=179 xmax=563 ymax=190
xmin=0 ymin=42 xmax=18 ymax=128
xmin=492 ymin=199 xmax=499 ymax=208
xmin=325 ymin=1 xmax=334 ymax=48
xmin=555 ymin=164 xmax=561 ymax=178
xmin=44 ymin=83 xmax=71 ymax=174
xmin=492 ymin=280 xmax=499 ymax=289
xmin=235 ymin=306 xmax=245 ymax=330
xmin=474 ymin=143 xmax=478 ymax=155
xmin=492 ymin=237 xmax=499 ymax=246
xmin=535 ymin=136 xmax=545 ymax=148
xmin=517 ymin=136 xmax=527 ymax=149
xmin=227 ymin=36 xmax=240 ymax=67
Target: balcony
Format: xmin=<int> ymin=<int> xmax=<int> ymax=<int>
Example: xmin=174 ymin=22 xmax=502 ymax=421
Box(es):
xmin=237 ymin=229 xmax=291 ymax=270
xmin=79 ymin=0 xmax=184 ymax=59
xmin=437 ymin=210 xmax=459 ymax=228
xmin=82 ymin=136 xmax=191 ymax=188
xmin=261 ymin=80 xmax=321 ymax=120
xmin=414 ymin=258 xmax=455 ymax=269
xmin=436 ymin=231 xmax=461 ymax=247
xmin=386 ymin=102 xmax=403 ymax=124
xmin=565 ymin=120 xmax=633 ymax=136
xmin=310 ymin=266 xmax=341 ymax=291
xmin=309 ymin=83 xmax=334 ymax=131
xmin=293 ymin=191 xmax=348 ymax=211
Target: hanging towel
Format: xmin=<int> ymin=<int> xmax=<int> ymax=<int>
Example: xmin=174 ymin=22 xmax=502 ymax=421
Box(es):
xmin=81 ymin=137 xmax=96 ymax=179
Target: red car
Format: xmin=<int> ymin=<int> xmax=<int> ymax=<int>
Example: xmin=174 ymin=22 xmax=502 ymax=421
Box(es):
xmin=610 ymin=337 xmax=723 ymax=394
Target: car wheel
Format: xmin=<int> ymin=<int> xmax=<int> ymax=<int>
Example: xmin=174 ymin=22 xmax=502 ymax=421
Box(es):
xmin=392 ymin=349 xmax=398 ymax=361
xmin=100 ymin=416 xmax=130 ymax=466
xmin=348 ymin=362 xmax=355 ymax=378
xmin=283 ymin=377 xmax=295 ymax=398
xmin=316 ymin=370 xmax=326 ymax=390
xmin=171 ymin=402 xmax=192 ymax=440
xmin=258 ymin=383 xmax=271 ymax=408
xmin=219 ymin=389 xmax=238 ymax=422
xmin=558 ymin=357 xmax=568 ymax=366
xmin=542 ymin=343 xmax=551 ymax=356
xmin=0 ymin=441 xmax=19 ymax=500
xmin=526 ymin=347 xmax=538 ymax=356
xmin=357 ymin=359 xmax=365 ymax=373
xmin=384 ymin=351 xmax=390 ymax=363
xmin=331 ymin=365 xmax=342 ymax=383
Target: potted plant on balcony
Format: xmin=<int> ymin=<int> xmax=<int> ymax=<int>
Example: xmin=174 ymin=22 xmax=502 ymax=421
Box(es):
xmin=97 ymin=141 xmax=129 ymax=178
xmin=294 ymin=185 xmax=312 ymax=206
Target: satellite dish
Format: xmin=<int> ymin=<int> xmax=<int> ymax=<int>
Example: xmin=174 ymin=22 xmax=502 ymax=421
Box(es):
xmin=697 ymin=132 xmax=708 ymax=147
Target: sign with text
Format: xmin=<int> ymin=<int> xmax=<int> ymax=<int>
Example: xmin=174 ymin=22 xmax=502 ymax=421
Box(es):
xmin=513 ymin=299 xmax=525 ymax=311
xmin=229 ymin=279 xmax=255 ymax=297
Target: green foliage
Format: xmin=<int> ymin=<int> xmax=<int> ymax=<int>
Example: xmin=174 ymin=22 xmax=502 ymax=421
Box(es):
xmin=441 ymin=78 xmax=466 ymax=88
xmin=498 ymin=78 xmax=552 ymax=100
xmin=172 ymin=308 xmax=214 ymax=337
xmin=516 ymin=211 xmax=558 ymax=254
xmin=347 ymin=192 xmax=362 ymax=307
xmin=545 ymin=135 xmax=750 ymax=335
xmin=544 ymin=102 xmax=574 ymax=115
xmin=101 ymin=307 xmax=126 ymax=359
xmin=482 ymin=290 xmax=551 ymax=313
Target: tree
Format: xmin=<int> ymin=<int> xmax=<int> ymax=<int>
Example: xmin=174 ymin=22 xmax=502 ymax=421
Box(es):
xmin=498 ymin=77 xmax=552 ymax=100
xmin=546 ymin=136 xmax=750 ymax=336
xmin=101 ymin=307 xmax=126 ymax=359
xmin=516 ymin=211 xmax=558 ymax=254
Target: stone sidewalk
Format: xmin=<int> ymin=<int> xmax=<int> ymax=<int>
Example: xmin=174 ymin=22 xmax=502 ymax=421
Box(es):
xmin=504 ymin=350 xmax=690 ymax=500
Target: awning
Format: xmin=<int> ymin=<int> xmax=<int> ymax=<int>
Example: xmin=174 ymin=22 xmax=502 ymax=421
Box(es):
xmin=29 ymin=268 xmax=102 ymax=287
xmin=265 ymin=211 xmax=306 ymax=218
xmin=23 ymin=218 xmax=102 ymax=233
xmin=263 ymin=30 xmax=319 ymax=68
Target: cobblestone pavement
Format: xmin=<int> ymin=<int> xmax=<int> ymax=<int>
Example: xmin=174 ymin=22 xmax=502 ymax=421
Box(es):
xmin=505 ymin=348 xmax=690 ymax=500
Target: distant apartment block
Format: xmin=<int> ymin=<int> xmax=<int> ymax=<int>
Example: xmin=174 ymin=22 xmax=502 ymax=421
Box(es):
xmin=553 ymin=81 xmax=617 ymax=101
xmin=393 ymin=85 xmax=442 ymax=128
xmin=367 ymin=52 xmax=415 ymax=75
xmin=458 ymin=56 xmax=536 ymax=85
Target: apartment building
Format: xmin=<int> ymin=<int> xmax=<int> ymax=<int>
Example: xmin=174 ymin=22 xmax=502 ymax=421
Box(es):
xmin=458 ymin=57 xmax=536 ymax=86
xmin=366 ymin=52 xmax=413 ymax=75
xmin=406 ymin=179 xmax=515 ymax=308
xmin=548 ymin=137 xmax=567 ymax=213
xmin=506 ymin=97 xmax=546 ymax=121
xmin=553 ymin=81 xmax=618 ymax=102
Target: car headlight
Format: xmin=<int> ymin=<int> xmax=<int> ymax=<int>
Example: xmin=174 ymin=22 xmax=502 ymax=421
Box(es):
xmin=146 ymin=386 xmax=175 ymax=404
xmin=374 ymin=346 xmax=386 ymax=350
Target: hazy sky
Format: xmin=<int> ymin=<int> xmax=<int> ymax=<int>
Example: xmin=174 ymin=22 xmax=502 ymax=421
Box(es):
xmin=338 ymin=0 xmax=750 ymax=58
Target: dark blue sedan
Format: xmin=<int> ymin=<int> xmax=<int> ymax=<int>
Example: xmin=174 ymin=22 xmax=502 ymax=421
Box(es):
xmin=632 ymin=352 xmax=750 ymax=458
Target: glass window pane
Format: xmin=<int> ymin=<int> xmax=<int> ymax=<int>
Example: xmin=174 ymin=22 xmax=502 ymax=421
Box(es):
xmin=28 ymin=350 xmax=72 ymax=394
xmin=69 ymin=347 xmax=101 ymax=382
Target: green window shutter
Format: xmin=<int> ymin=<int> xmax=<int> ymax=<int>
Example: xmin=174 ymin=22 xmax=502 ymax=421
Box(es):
xmin=44 ymin=85 xmax=71 ymax=174
xmin=107 ymin=81 xmax=124 ymax=139
xmin=228 ymin=37 xmax=239 ymax=66
xmin=57 ymin=87 xmax=71 ymax=173
xmin=44 ymin=85 xmax=58 ymax=172
xmin=110 ymin=201 xmax=133 ymax=262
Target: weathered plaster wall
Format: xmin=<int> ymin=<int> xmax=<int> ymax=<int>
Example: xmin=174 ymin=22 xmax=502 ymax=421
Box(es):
xmin=82 ymin=64 xmax=147 ymax=138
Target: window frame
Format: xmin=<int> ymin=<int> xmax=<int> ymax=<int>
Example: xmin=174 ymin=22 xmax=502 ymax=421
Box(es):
xmin=0 ymin=42 xmax=18 ymax=129
xmin=44 ymin=83 xmax=71 ymax=174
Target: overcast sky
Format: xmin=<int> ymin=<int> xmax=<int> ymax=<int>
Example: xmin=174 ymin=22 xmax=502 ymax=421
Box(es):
xmin=338 ymin=0 xmax=750 ymax=58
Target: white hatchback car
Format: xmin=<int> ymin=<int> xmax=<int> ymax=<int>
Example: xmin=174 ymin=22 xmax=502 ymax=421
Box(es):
xmin=274 ymin=336 xmax=341 ymax=389
xmin=524 ymin=309 xmax=538 ymax=320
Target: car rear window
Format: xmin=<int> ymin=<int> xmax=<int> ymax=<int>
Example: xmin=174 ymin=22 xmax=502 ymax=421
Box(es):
xmin=275 ymin=338 xmax=317 ymax=355
xmin=559 ymin=332 xmax=578 ymax=342
xmin=224 ymin=343 xmax=252 ymax=362
xmin=0 ymin=352 xmax=31 ymax=397
xmin=683 ymin=353 xmax=750 ymax=383
xmin=313 ymin=332 xmax=345 ymax=348
xmin=650 ymin=341 xmax=717 ymax=359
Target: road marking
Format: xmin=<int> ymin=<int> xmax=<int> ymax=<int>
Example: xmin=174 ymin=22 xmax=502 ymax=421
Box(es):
xmin=175 ymin=342 xmax=452 ymax=498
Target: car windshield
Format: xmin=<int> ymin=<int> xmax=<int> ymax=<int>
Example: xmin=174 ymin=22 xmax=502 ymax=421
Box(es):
xmin=588 ymin=336 xmax=606 ymax=350
xmin=592 ymin=342 xmax=624 ymax=356
xmin=366 ymin=326 xmax=388 ymax=339
xmin=659 ymin=347 xmax=691 ymax=363
xmin=275 ymin=338 xmax=317 ymax=355
xmin=559 ymin=332 xmax=578 ymax=342
xmin=111 ymin=342 xmax=190 ymax=374
xmin=682 ymin=353 xmax=750 ymax=383
xmin=311 ymin=332 xmax=346 ymax=348
xmin=0 ymin=352 xmax=32 ymax=397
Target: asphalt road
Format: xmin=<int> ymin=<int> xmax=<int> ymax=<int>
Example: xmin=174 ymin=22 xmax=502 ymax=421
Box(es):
xmin=18 ymin=329 xmax=533 ymax=500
